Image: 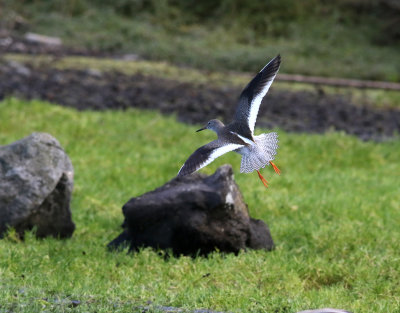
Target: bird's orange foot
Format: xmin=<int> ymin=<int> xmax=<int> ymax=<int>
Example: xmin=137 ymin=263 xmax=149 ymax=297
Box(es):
xmin=270 ymin=161 xmax=281 ymax=175
xmin=257 ymin=170 xmax=269 ymax=188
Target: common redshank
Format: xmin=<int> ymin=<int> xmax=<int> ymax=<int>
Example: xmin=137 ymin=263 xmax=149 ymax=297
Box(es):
xmin=177 ymin=55 xmax=281 ymax=188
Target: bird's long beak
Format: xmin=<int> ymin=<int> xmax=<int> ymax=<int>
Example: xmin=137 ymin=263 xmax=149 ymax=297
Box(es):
xmin=196 ymin=126 xmax=206 ymax=132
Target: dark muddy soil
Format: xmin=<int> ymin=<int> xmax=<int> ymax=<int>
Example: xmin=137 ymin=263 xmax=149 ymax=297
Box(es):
xmin=0 ymin=60 xmax=399 ymax=141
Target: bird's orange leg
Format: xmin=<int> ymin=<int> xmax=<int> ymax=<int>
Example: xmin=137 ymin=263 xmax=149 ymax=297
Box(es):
xmin=257 ymin=170 xmax=269 ymax=188
xmin=270 ymin=161 xmax=281 ymax=175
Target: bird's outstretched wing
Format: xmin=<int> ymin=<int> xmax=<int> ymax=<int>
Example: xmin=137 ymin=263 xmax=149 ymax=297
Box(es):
xmin=234 ymin=55 xmax=281 ymax=134
xmin=177 ymin=140 xmax=244 ymax=177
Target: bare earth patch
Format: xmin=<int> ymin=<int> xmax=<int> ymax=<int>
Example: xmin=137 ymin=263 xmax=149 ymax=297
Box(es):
xmin=0 ymin=61 xmax=399 ymax=141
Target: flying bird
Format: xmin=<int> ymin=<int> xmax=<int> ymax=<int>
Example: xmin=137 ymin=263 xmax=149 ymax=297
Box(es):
xmin=177 ymin=55 xmax=281 ymax=188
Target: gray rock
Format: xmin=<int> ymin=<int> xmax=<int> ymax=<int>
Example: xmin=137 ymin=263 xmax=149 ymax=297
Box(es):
xmin=24 ymin=32 xmax=62 ymax=46
xmin=296 ymin=309 xmax=352 ymax=313
xmin=0 ymin=132 xmax=75 ymax=238
xmin=120 ymin=54 xmax=140 ymax=61
xmin=7 ymin=60 xmax=31 ymax=77
xmin=108 ymin=165 xmax=274 ymax=256
xmin=0 ymin=37 xmax=12 ymax=47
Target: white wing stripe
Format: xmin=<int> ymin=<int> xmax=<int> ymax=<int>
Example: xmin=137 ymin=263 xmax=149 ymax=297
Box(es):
xmin=197 ymin=143 xmax=244 ymax=172
xmin=230 ymin=131 xmax=255 ymax=145
xmin=248 ymin=74 xmax=277 ymax=134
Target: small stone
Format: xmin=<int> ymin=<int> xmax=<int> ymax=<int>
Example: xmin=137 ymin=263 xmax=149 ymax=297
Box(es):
xmin=120 ymin=54 xmax=140 ymax=61
xmin=7 ymin=60 xmax=31 ymax=77
xmin=0 ymin=37 xmax=12 ymax=47
xmin=69 ymin=300 xmax=81 ymax=308
xmin=24 ymin=33 xmax=62 ymax=46
xmin=86 ymin=68 xmax=102 ymax=78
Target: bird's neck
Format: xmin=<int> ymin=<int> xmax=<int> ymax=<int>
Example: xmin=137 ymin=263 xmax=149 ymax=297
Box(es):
xmin=213 ymin=123 xmax=225 ymax=136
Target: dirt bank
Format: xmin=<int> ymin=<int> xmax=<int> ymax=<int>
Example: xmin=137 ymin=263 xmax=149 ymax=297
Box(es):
xmin=0 ymin=61 xmax=399 ymax=141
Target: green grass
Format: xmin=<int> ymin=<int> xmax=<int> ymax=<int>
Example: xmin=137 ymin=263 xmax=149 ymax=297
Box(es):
xmin=1 ymin=98 xmax=400 ymax=312
xmin=3 ymin=1 xmax=400 ymax=82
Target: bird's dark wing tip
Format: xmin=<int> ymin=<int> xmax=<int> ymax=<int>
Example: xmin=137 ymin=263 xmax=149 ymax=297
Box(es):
xmin=275 ymin=54 xmax=281 ymax=65
xmin=262 ymin=54 xmax=281 ymax=73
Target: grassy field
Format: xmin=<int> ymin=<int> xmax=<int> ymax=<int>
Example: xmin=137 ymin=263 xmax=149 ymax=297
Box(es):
xmin=3 ymin=1 xmax=400 ymax=82
xmin=0 ymin=98 xmax=399 ymax=312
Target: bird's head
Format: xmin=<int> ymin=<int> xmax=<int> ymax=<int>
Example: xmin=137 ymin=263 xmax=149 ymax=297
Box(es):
xmin=196 ymin=119 xmax=224 ymax=133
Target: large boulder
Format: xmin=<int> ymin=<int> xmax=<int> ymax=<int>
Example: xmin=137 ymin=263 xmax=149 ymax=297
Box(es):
xmin=108 ymin=165 xmax=274 ymax=256
xmin=0 ymin=132 xmax=75 ymax=238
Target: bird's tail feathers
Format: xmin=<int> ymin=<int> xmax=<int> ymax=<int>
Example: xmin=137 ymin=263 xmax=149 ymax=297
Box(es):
xmin=240 ymin=132 xmax=278 ymax=173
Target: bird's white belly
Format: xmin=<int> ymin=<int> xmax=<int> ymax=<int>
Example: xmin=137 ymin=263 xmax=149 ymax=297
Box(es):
xmin=235 ymin=146 xmax=251 ymax=156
